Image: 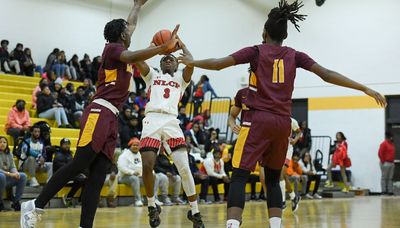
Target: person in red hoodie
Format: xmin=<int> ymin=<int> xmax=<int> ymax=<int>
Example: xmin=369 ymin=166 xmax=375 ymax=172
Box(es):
xmin=5 ymin=100 xmax=31 ymax=146
xmin=378 ymin=131 xmax=395 ymax=195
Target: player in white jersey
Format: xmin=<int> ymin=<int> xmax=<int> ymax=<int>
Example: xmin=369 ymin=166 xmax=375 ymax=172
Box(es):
xmin=280 ymin=117 xmax=302 ymax=212
xmin=135 ymin=39 xmax=205 ymax=228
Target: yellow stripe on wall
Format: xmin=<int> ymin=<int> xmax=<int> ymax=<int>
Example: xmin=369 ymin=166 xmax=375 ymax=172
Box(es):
xmin=309 ymin=96 xmax=382 ymax=111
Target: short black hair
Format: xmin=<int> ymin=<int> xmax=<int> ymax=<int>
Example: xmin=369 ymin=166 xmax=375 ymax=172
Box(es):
xmin=1 ymin=40 xmax=9 ymax=46
xmin=104 ymin=19 xmax=127 ymax=43
xmin=385 ymin=131 xmax=393 ymax=139
xmin=16 ymin=43 xmax=23 ymax=48
xmin=264 ymin=0 xmax=306 ymax=42
xmin=337 ymin=132 xmax=347 ymax=141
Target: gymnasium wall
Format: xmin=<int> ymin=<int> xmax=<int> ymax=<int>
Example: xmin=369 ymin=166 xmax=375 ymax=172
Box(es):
xmin=1 ymin=0 xmax=399 ymax=192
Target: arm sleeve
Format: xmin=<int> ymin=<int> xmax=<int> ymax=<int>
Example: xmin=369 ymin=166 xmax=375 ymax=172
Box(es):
xmin=204 ymin=159 xmax=223 ymax=178
xmin=230 ymin=46 xmax=258 ymax=65
xmin=8 ymin=111 xmax=22 ymax=129
xmin=8 ymin=153 xmax=17 ymax=173
xmin=117 ymin=153 xmax=134 ymax=175
xmin=220 ymin=161 xmax=227 ymax=177
xmin=295 ymin=51 xmax=317 ymax=71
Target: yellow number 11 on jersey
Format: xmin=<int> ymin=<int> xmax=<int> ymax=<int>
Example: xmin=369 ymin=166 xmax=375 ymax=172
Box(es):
xmin=272 ymin=59 xmax=285 ymax=83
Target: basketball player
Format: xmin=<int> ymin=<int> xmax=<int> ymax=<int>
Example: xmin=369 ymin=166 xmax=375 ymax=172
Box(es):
xmin=280 ymin=117 xmax=302 ymax=212
xmin=134 ymin=39 xmax=205 ymax=228
xmin=178 ymin=1 xmax=386 ymax=227
xmin=20 ymin=1 xmax=182 ymax=227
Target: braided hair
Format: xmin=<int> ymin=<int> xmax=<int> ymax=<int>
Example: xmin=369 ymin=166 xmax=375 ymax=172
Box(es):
xmin=104 ymin=19 xmax=127 ymax=43
xmin=264 ymin=0 xmax=307 ymax=42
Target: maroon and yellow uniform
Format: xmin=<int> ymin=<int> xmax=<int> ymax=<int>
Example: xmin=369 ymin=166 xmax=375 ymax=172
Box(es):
xmin=78 ymin=43 xmax=132 ymax=160
xmin=234 ymin=88 xmax=250 ymax=124
xmin=230 ymin=44 xmax=316 ymax=170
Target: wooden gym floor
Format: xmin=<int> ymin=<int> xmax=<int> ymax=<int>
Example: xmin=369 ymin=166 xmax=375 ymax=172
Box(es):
xmin=0 ymin=196 xmax=399 ymax=228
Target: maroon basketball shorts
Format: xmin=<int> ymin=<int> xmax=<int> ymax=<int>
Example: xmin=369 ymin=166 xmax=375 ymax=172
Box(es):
xmin=233 ymin=110 xmax=291 ymax=171
xmin=77 ymin=103 xmax=118 ymax=161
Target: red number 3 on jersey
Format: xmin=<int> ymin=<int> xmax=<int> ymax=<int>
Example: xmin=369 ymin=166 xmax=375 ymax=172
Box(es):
xmin=163 ymin=88 xmax=170 ymax=99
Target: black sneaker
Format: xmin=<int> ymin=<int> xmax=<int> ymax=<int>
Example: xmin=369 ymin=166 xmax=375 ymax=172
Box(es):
xmin=148 ymin=204 xmax=162 ymax=227
xmin=187 ymin=211 xmax=205 ymax=228
xmin=291 ymin=195 xmax=300 ymax=212
xmin=12 ymin=201 xmax=21 ymax=211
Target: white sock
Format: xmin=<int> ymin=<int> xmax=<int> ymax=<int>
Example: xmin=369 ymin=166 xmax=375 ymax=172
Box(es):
xmin=147 ymin=196 xmax=156 ymax=207
xmin=269 ymin=217 xmax=281 ymax=228
xmin=279 ymin=180 xmax=286 ymax=202
xmin=289 ymin=191 xmax=296 ymax=200
xmin=226 ymin=219 xmax=240 ymax=228
xmin=189 ymin=200 xmax=199 ymax=214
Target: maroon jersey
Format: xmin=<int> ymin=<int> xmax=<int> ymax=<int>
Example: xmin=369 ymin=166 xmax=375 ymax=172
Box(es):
xmin=93 ymin=43 xmax=133 ymax=110
xmin=231 ymin=44 xmax=316 ymax=116
xmin=234 ymin=88 xmax=250 ymax=122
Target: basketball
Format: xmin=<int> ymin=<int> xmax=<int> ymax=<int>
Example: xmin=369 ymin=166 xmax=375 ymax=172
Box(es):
xmin=152 ymin=29 xmax=172 ymax=46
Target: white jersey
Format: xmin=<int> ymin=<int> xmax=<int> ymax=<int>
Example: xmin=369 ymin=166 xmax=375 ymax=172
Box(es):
xmin=286 ymin=117 xmax=300 ymax=160
xmin=142 ymin=67 xmax=188 ymax=116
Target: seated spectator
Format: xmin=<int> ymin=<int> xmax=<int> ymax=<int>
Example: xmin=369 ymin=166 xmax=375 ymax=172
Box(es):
xmin=177 ymin=106 xmax=189 ymax=132
xmin=53 ymin=138 xmax=87 ymax=207
xmin=60 ymin=83 xmax=82 ymax=128
xmin=125 ymin=92 xmax=139 ymax=112
xmin=299 ymin=152 xmax=322 ymax=199
xmin=101 ymin=156 xmax=118 ymax=208
xmin=32 ymin=78 xmax=48 ymax=109
xmin=52 ymin=50 xmax=71 ymax=79
xmin=287 ymin=152 xmax=307 ymax=197
xmin=0 ymin=40 xmax=21 ymax=74
xmin=80 ymin=53 xmax=92 ymax=80
xmin=37 ymin=85 xmax=71 ymax=128
xmin=204 ymin=128 xmax=219 ymax=155
xmin=21 ymin=125 xmax=52 ymax=187
xmin=185 ymin=122 xmax=206 ymax=157
xmin=5 ymin=99 xmax=31 ymax=146
xmin=22 ymin=48 xmax=43 ymax=77
xmin=82 ymin=78 xmax=96 ymax=99
xmin=49 ymin=77 xmax=63 ymax=93
xmin=137 ymin=108 xmax=146 ymax=132
xmin=135 ymin=90 xmax=148 ymax=109
xmin=68 ymin=54 xmax=81 ymax=81
xmin=90 ymin=56 xmax=101 ymax=84
xmin=117 ymin=138 xmax=144 ymax=207
xmin=119 ymin=116 xmax=141 ymax=149
xmin=187 ymin=146 xmax=210 ymax=204
xmin=200 ymin=148 xmax=230 ymax=203
xmin=154 ymin=149 xmax=184 ymax=205
xmin=0 ymin=136 xmax=27 ymax=211
xmin=193 ymin=75 xmax=217 ymax=116
xmin=119 ymin=105 xmax=132 ymax=130
xmin=75 ymin=86 xmax=87 ymax=110
xmin=9 ymin=43 xmax=25 ymax=75
xmin=44 ymin=48 xmax=59 ymax=78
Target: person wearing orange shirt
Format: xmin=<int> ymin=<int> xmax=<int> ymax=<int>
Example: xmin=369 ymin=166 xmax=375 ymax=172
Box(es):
xmin=286 ymin=152 xmax=307 ymax=197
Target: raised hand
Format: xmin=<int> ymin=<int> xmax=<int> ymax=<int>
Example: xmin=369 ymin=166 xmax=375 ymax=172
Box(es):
xmin=134 ymin=0 xmax=148 ymax=6
xmin=177 ymin=53 xmax=194 ymax=67
xmin=364 ymin=88 xmax=387 ymax=107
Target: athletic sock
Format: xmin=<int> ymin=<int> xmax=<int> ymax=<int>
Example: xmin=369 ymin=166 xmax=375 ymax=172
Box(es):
xmin=289 ymin=191 xmax=296 ymax=200
xmin=269 ymin=217 xmax=281 ymax=228
xmin=147 ymin=196 xmax=156 ymax=208
xmin=226 ymin=219 xmax=240 ymax=228
xmin=279 ymin=180 xmax=286 ymax=202
xmin=189 ymin=200 xmax=200 ymax=214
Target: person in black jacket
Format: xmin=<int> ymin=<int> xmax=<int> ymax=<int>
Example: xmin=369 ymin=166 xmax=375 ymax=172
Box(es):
xmin=154 ymin=149 xmax=184 ymax=205
xmin=0 ymin=40 xmax=21 ymax=74
xmin=119 ymin=115 xmax=141 ymax=149
xmin=37 ymin=85 xmax=71 ymax=128
xmin=53 ymin=138 xmax=87 ymax=207
xmin=177 ymin=106 xmax=189 ymax=132
xmin=296 ymin=120 xmax=312 ymax=156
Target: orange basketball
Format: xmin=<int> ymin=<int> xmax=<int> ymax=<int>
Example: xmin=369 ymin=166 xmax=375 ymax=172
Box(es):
xmin=152 ymin=29 xmax=172 ymax=46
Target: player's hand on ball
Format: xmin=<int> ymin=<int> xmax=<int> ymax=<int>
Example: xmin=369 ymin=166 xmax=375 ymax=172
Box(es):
xmin=364 ymin=88 xmax=387 ymax=107
xmin=162 ymin=24 xmax=180 ymax=53
xmin=177 ymin=53 xmax=194 ymax=67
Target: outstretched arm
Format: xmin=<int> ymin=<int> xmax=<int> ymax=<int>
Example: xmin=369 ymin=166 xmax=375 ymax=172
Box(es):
xmin=178 ymin=39 xmax=194 ymax=83
xmin=311 ymin=63 xmax=387 ymax=107
xmin=127 ymin=0 xmax=148 ymax=37
xmin=178 ymin=55 xmax=236 ymax=71
xmin=135 ymin=61 xmax=150 ymax=77
xmin=120 ymin=25 xmax=180 ymax=64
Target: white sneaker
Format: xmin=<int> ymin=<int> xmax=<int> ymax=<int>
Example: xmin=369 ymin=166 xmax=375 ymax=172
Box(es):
xmin=313 ymin=193 xmax=322 ymax=199
xmin=134 ymin=200 xmax=144 ymax=207
xmin=155 ymin=199 xmax=164 ymax=206
xmin=20 ymin=199 xmax=44 ymax=228
xmin=305 ymin=193 xmax=313 ymax=199
xmin=30 ymin=178 xmax=39 ymax=187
